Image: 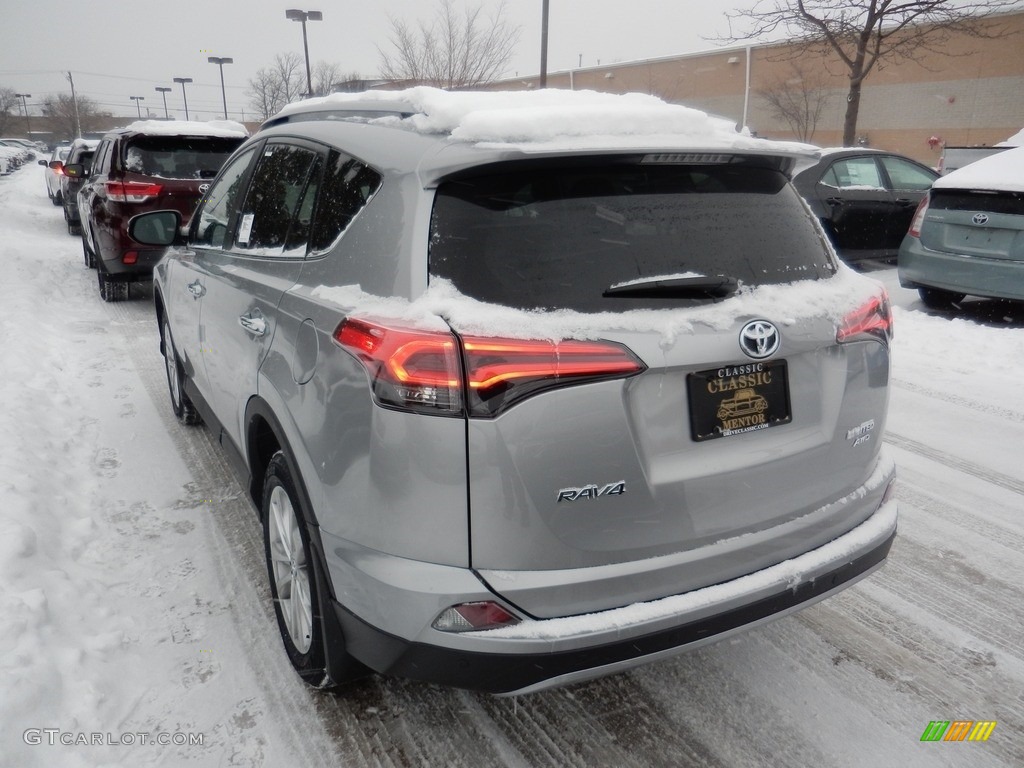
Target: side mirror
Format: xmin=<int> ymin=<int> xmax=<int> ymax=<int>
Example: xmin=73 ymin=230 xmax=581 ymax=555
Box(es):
xmin=38 ymin=159 xmax=48 ymax=166
xmin=128 ymin=210 xmax=183 ymax=246
xmin=48 ymin=160 xmax=64 ymax=170
xmin=64 ymin=163 xmax=83 ymax=178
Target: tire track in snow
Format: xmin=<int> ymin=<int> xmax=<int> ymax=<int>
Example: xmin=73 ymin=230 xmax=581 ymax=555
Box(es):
xmin=892 ymin=378 xmax=1024 ymax=424
xmin=885 ymin=431 xmax=1024 ymax=497
xmin=103 ymin=288 xmax=347 ymax=768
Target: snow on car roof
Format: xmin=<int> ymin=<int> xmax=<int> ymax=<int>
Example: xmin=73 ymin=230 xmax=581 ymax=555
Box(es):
xmin=275 ymin=87 xmax=816 ymax=155
xmin=934 ymin=144 xmax=1024 ymax=193
xmin=120 ymin=119 xmax=249 ymax=138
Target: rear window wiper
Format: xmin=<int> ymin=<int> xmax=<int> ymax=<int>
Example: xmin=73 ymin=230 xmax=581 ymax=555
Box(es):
xmin=603 ymin=275 xmax=739 ymax=299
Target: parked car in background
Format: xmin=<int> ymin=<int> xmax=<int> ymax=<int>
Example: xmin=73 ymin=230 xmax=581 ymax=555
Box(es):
xmin=0 ymin=138 xmax=38 ymax=160
xmin=131 ymin=89 xmax=897 ymax=696
xmin=39 ymin=144 xmax=71 ymax=203
xmin=0 ymin=140 xmax=31 ymax=174
xmin=73 ymin=120 xmax=247 ymax=301
xmin=792 ymin=148 xmax=938 ymax=264
xmin=938 ymin=145 xmax=1013 ymax=175
xmin=899 ymin=145 xmax=1024 ymax=309
xmin=59 ymin=138 xmax=99 ymax=235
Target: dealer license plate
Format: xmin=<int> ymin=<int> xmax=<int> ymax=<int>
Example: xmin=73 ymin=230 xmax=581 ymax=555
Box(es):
xmin=687 ymin=360 xmax=791 ymax=442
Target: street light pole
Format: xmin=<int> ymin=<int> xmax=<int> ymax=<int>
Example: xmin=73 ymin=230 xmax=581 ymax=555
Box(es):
xmin=130 ymin=96 xmax=145 ymax=118
xmin=539 ymin=0 xmax=549 ymax=88
xmin=173 ymin=77 xmax=193 ymax=120
xmin=14 ymin=93 xmax=31 ymax=138
xmin=155 ymin=87 xmax=171 ymax=119
xmin=207 ymin=57 xmax=234 ymax=119
xmin=285 ymin=9 xmax=322 ymax=97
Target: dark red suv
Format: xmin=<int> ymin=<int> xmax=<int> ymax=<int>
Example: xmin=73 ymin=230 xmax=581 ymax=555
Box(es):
xmin=73 ymin=121 xmax=247 ymax=301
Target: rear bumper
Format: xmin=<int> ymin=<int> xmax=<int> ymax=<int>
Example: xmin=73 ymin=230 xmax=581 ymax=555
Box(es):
xmin=326 ymin=493 xmax=897 ymax=695
xmin=899 ymin=237 xmax=1024 ymax=301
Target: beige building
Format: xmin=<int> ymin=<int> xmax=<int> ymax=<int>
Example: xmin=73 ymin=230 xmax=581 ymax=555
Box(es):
xmin=498 ymin=10 xmax=1024 ymax=166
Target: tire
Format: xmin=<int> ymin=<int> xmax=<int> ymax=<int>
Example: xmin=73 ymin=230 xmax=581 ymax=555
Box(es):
xmin=918 ymin=287 xmax=965 ymax=310
xmin=82 ymin=237 xmax=95 ymax=269
xmin=97 ymin=270 xmax=129 ymax=302
xmin=51 ymin=191 xmax=63 ymax=206
xmin=262 ymin=452 xmax=331 ymax=685
xmin=161 ymin=316 xmax=201 ymax=425
xmin=67 ymin=220 xmax=80 ymax=236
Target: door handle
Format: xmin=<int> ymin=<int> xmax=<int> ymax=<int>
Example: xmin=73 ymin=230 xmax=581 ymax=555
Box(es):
xmin=239 ymin=314 xmax=267 ymax=337
xmin=187 ymin=280 xmax=205 ymax=299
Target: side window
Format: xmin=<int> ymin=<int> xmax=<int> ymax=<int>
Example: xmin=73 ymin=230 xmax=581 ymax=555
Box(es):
xmin=825 ymin=158 xmax=884 ymax=190
xmin=880 ymin=156 xmax=936 ymax=191
xmin=193 ymin=146 xmax=257 ymax=249
xmin=309 ymin=150 xmax=382 ymax=253
xmin=235 ymin=143 xmax=321 ymax=257
xmin=92 ymin=142 xmax=109 ymax=176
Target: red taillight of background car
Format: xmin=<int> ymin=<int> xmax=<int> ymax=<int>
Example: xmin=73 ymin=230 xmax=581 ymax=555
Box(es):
xmin=907 ymin=194 xmax=930 ymax=238
xmin=837 ymin=289 xmax=893 ymax=344
xmin=334 ymin=318 xmax=645 ymax=417
xmin=106 ymin=180 xmax=163 ymax=203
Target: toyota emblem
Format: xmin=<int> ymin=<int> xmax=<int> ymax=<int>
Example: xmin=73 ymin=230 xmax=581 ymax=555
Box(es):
xmin=199 ymin=183 xmax=211 ymax=194
xmin=972 ymin=213 xmax=989 ymax=225
xmin=739 ymin=320 xmax=780 ymax=359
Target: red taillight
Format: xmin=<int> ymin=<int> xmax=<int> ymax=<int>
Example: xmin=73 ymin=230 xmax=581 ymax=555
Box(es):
xmin=335 ymin=319 xmax=462 ymax=414
xmin=837 ymin=289 xmax=893 ymax=344
xmin=106 ymin=180 xmax=163 ymax=203
xmin=432 ymin=601 xmax=520 ymax=632
xmin=907 ymin=194 xmax=930 ymax=238
xmin=334 ymin=318 xmax=645 ymax=417
xmin=122 ymin=251 xmax=138 ymax=265
xmin=462 ymin=336 xmax=644 ymax=416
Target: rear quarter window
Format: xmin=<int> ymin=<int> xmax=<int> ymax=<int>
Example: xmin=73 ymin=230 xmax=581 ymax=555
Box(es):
xmin=429 ymin=158 xmax=836 ymax=312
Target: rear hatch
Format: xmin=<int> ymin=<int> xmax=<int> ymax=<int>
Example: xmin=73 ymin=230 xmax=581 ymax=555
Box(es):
xmin=429 ymin=154 xmax=892 ymax=618
xmin=119 ymin=134 xmax=244 ymax=223
xmin=920 ymin=188 xmax=1024 ymax=262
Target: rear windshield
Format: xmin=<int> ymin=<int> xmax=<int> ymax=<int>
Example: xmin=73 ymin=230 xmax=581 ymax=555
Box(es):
xmin=429 ymin=157 xmax=836 ymax=312
xmin=931 ymin=189 xmax=1024 ymax=216
xmin=121 ymin=135 xmax=244 ymax=180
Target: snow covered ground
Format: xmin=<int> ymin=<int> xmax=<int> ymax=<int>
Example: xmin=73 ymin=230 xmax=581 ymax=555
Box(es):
xmin=2 ymin=162 xmax=1023 ymax=767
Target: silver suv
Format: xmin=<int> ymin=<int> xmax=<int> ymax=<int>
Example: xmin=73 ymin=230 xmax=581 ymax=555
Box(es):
xmin=132 ymin=89 xmax=897 ymax=695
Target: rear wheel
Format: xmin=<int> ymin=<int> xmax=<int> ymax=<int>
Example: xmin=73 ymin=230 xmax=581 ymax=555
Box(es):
xmin=97 ymin=270 xmax=129 ymax=302
xmin=51 ymin=191 xmax=62 ymax=206
xmin=161 ymin=316 xmax=201 ymax=425
xmin=67 ymin=219 xmax=80 ymax=236
xmin=918 ymin=287 xmax=965 ymax=310
xmin=262 ymin=452 xmax=329 ymax=684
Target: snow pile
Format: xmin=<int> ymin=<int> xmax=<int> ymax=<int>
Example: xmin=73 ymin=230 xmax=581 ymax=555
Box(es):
xmin=313 ymin=266 xmax=879 ymax=345
xmin=934 ymin=144 xmax=1024 ymax=193
xmin=275 ymin=87 xmax=817 ymax=153
xmin=121 ymin=119 xmax=249 ymax=138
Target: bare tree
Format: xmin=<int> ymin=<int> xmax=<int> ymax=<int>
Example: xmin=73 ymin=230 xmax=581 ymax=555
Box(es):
xmin=757 ymin=62 xmax=832 ymax=142
xmin=0 ymin=87 xmax=19 ymax=135
xmin=718 ymin=0 xmax=1021 ymax=146
xmin=246 ymin=52 xmax=307 ymax=120
xmin=41 ymin=94 xmax=106 ymax=141
xmin=312 ymin=61 xmax=343 ymax=96
xmin=378 ymin=0 xmax=521 ymax=88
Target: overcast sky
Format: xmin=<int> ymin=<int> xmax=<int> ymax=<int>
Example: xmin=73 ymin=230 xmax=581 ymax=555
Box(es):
xmin=0 ymin=0 xmax=752 ymax=121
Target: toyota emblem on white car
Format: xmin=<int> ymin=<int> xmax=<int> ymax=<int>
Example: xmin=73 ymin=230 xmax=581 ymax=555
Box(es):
xmin=972 ymin=213 xmax=989 ymax=225
xmin=739 ymin=320 xmax=780 ymax=359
